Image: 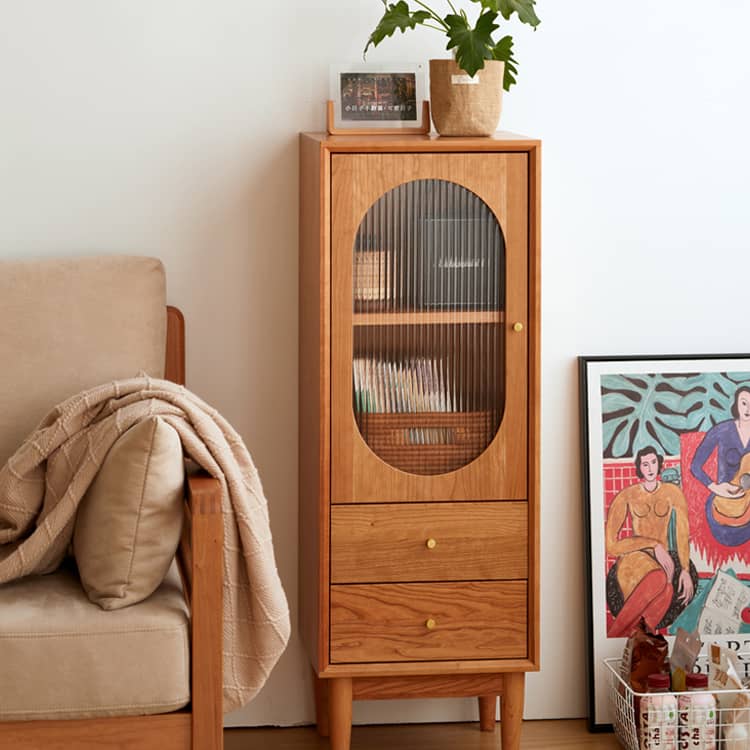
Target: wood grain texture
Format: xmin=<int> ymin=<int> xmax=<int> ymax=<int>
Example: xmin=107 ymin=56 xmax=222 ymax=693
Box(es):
xmin=526 ymin=143 xmax=542 ymax=671
xmin=299 ymin=134 xmax=331 ymax=672
xmin=301 ymin=131 xmax=540 ymax=152
xmin=312 ymin=670 xmax=330 ymax=738
xmin=331 ymin=502 xmax=527 ymax=583
xmin=225 ymin=719 xmax=621 ymax=750
xmin=298 ymin=135 xmax=541 ymax=746
xmin=501 ymin=672 xmax=525 ymax=750
xmin=352 ymin=673 xmax=505 ymax=700
xmin=329 ymin=678 xmax=353 ymax=750
xmin=165 ymin=305 xmax=186 ymax=385
xmin=478 ymin=695 xmax=498 ymax=731
xmin=330 ymin=581 xmax=527 ymax=663
xmin=330 ymin=152 xmax=528 ymax=504
xmin=319 ymin=658 xmax=538 ymax=679
xmin=0 ymin=713 xmax=191 ymax=750
xmin=187 ymin=472 xmax=224 ymax=750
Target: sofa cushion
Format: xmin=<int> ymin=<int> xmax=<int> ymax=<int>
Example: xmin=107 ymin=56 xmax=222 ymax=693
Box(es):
xmin=74 ymin=416 xmax=185 ymax=610
xmin=0 ymin=255 xmax=166 ymax=468
xmin=0 ymin=561 xmax=189 ymax=721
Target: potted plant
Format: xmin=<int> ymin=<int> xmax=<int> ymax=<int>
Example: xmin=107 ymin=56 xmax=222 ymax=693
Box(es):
xmin=364 ymin=0 xmax=540 ymax=136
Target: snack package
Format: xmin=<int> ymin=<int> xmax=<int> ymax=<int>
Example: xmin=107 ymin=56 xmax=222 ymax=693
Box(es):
xmin=620 ymin=619 xmax=670 ymax=693
xmin=709 ymin=643 xmax=750 ymax=749
xmin=671 ymin=628 xmax=703 ymax=693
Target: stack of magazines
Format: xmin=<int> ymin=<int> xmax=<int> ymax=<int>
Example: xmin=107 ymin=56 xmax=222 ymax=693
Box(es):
xmin=353 ymin=357 xmax=454 ymax=415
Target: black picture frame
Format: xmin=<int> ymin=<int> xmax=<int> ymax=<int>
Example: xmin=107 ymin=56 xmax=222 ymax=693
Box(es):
xmin=579 ymin=353 xmax=750 ymax=731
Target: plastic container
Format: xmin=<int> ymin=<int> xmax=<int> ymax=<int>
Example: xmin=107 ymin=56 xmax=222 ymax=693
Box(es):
xmin=678 ymin=672 xmax=716 ymax=750
xmin=640 ymin=673 xmax=677 ymax=750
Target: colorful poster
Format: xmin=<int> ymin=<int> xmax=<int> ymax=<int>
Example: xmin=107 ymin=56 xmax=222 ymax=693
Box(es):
xmin=581 ymin=356 xmax=750 ymax=729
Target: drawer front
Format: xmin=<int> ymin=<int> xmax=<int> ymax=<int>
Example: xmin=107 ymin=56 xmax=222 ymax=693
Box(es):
xmin=330 ymin=581 xmax=527 ymax=663
xmin=331 ymin=502 xmax=527 ymax=583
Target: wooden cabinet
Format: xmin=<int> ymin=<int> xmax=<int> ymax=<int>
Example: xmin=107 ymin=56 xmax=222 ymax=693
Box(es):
xmin=299 ymin=132 xmax=540 ymax=750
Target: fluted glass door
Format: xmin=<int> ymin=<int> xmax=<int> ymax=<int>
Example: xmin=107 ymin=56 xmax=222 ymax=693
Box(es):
xmin=352 ymin=179 xmax=505 ymax=475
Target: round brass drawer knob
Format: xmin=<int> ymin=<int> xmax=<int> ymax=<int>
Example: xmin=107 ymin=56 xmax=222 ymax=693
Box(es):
xmin=425 ymin=618 xmax=437 ymax=630
xmin=426 ymin=538 xmax=437 ymax=550
xmin=512 ymin=321 xmax=524 ymax=332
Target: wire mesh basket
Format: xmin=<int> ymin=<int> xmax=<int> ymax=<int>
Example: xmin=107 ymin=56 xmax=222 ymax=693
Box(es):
xmin=604 ymin=656 xmax=750 ymax=750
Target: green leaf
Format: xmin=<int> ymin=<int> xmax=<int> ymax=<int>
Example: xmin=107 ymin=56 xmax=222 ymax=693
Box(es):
xmin=599 ymin=371 xmax=750 ymax=459
xmin=497 ymin=0 xmax=540 ymax=27
xmin=445 ymin=10 xmax=498 ymax=77
xmin=469 ymin=0 xmax=499 ymax=12
xmin=491 ymin=34 xmax=519 ymax=91
xmin=364 ymin=1 xmax=432 ymax=56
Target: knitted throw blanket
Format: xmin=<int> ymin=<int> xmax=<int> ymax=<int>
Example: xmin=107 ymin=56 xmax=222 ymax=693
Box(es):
xmin=0 ymin=376 xmax=290 ymax=713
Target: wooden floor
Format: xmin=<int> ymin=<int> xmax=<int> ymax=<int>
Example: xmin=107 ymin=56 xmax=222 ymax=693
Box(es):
xmin=225 ymin=720 xmax=621 ymax=749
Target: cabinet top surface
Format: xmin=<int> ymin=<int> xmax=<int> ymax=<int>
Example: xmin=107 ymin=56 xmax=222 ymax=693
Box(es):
xmin=301 ymin=131 xmax=540 ymax=152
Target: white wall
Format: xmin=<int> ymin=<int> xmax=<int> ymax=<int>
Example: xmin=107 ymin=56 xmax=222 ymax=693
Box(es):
xmin=2 ymin=0 xmax=749 ymax=727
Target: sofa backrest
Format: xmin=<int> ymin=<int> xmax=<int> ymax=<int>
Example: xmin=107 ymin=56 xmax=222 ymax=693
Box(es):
xmin=0 ymin=256 xmax=166 ymax=467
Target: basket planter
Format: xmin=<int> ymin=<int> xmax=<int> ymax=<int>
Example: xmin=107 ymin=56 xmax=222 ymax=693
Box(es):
xmin=429 ymin=59 xmax=504 ymax=137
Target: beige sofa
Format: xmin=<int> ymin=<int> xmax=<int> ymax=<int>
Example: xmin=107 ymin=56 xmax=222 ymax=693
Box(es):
xmin=0 ymin=256 xmax=223 ymax=749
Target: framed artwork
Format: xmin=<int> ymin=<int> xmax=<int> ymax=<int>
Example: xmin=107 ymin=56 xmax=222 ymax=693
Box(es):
xmin=327 ymin=63 xmax=428 ymax=134
xmin=580 ymin=354 xmax=750 ymax=730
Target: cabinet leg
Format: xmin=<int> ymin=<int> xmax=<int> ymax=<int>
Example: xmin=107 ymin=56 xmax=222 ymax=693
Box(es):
xmin=329 ymin=677 xmax=353 ymax=750
xmin=500 ymin=673 xmax=525 ymax=750
xmin=478 ymin=694 xmax=497 ymax=731
xmin=312 ymin=669 xmax=329 ymax=738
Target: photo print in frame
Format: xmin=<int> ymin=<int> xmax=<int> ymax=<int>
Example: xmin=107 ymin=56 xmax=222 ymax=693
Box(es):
xmin=328 ymin=63 xmax=425 ymax=130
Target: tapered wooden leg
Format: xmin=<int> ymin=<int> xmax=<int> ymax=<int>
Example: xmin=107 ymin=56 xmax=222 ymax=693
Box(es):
xmin=329 ymin=677 xmax=353 ymax=750
xmin=478 ymin=694 xmax=497 ymax=731
xmin=500 ymin=672 xmax=525 ymax=750
xmin=312 ymin=669 xmax=329 ymax=738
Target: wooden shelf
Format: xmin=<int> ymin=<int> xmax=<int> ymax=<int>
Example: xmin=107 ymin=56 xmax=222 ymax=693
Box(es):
xmin=353 ymin=311 xmax=503 ymax=327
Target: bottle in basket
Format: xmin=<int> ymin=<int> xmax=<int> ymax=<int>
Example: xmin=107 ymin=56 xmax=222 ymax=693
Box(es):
xmin=678 ymin=672 xmax=716 ymax=750
xmin=641 ymin=673 xmax=677 ymax=750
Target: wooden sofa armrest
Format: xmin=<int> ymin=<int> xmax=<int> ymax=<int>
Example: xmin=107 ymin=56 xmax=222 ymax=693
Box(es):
xmin=179 ymin=470 xmax=224 ymax=750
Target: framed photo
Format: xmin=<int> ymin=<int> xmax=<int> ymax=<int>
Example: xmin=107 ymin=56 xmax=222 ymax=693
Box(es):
xmin=328 ymin=63 xmax=426 ymax=132
xmin=580 ymin=354 xmax=750 ymax=730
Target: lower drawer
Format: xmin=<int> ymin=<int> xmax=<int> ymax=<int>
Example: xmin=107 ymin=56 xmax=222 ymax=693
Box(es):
xmin=330 ymin=581 xmax=527 ymax=663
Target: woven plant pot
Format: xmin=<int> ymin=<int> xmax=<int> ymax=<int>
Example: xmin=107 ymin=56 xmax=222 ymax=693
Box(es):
xmin=429 ymin=59 xmax=504 ymax=136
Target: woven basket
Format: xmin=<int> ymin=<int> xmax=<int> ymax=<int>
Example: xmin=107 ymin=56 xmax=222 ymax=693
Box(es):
xmin=358 ymin=411 xmax=496 ymax=475
xmin=429 ymin=59 xmax=504 ymax=137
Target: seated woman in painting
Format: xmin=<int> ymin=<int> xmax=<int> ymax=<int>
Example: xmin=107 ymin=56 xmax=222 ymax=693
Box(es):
xmin=690 ymin=385 xmax=750 ymax=547
xmin=606 ymin=446 xmax=695 ymax=638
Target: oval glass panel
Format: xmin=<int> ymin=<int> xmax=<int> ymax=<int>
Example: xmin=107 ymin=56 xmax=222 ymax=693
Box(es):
xmin=352 ymin=179 xmax=506 ymax=475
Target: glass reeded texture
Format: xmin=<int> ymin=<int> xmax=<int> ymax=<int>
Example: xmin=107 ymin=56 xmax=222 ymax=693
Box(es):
xmin=352 ymin=179 xmax=506 ymax=475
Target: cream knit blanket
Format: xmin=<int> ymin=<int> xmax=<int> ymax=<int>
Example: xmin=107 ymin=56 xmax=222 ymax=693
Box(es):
xmin=0 ymin=376 xmax=290 ymax=713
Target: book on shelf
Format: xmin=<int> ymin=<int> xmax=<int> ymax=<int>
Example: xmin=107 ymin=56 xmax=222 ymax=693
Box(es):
xmin=352 ymin=356 xmax=453 ymax=417
xmin=353 ymin=250 xmax=396 ymax=302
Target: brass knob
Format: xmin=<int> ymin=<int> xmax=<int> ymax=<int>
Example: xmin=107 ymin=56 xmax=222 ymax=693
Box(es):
xmin=512 ymin=322 xmax=524 ymax=332
xmin=425 ymin=618 xmax=437 ymax=630
xmin=426 ymin=538 xmax=437 ymax=550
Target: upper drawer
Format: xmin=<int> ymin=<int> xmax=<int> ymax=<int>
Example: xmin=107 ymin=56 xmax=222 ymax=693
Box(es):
xmin=331 ymin=502 xmax=527 ymax=583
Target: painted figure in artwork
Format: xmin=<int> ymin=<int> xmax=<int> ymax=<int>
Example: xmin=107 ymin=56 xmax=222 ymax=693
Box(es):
xmin=606 ymin=446 xmax=696 ymax=637
xmin=690 ymin=385 xmax=750 ymax=547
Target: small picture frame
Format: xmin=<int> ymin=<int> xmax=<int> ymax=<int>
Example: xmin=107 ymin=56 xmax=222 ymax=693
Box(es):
xmin=328 ymin=63 xmax=429 ymax=135
xmin=579 ymin=354 xmax=750 ymax=730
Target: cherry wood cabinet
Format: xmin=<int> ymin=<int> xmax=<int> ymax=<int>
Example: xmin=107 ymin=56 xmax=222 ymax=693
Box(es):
xmin=299 ymin=132 xmax=540 ymax=750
